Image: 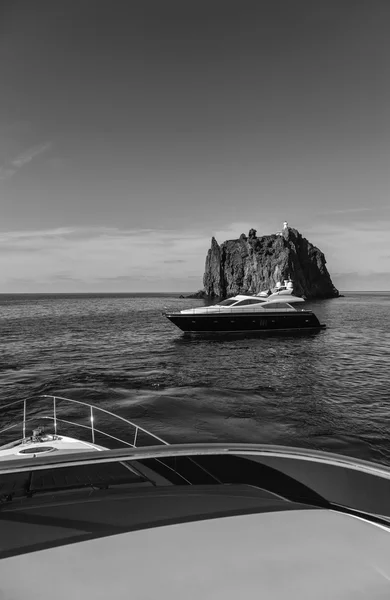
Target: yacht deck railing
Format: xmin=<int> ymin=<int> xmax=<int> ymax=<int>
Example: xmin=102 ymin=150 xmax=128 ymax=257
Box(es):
xmin=0 ymin=395 xmax=168 ymax=449
xmin=169 ymin=307 xmax=307 ymax=315
xmin=0 ymin=442 xmax=390 ymax=479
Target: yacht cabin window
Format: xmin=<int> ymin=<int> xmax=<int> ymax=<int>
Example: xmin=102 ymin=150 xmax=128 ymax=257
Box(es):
xmin=232 ymin=299 xmax=266 ymax=306
xmin=263 ymin=302 xmax=293 ymax=309
xmin=216 ymin=299 xmax=237 ymax=306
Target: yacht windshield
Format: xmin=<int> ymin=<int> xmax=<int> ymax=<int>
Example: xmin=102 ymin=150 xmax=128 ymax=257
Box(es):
xmin=216 ymin=298 xmax=237 ymax=306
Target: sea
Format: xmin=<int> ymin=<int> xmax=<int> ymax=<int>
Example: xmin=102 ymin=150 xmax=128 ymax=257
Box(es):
xmin=0 ymin=292 xmax=390 ymax=464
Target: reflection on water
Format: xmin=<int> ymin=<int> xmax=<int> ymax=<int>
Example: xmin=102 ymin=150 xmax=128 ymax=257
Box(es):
xmin=0 ymin=292 xmax=390 ymax=464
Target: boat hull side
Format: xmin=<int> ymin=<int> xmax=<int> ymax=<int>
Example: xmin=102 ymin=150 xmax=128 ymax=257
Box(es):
xmin=165 ymin=312 xmax=325 ymax=333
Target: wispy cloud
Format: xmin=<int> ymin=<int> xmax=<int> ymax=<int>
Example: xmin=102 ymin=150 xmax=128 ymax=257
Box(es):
xmin=0 ymin=142 xmax=52 ymax=181
xmin=303 ymin=217 xmax=390 ymax=277
xmin=11 ymin=142 xmax=52 ymax=168
xmin=0 ymin=167 xmax=17 ymax=181
xmin=319 ymin=207 xmax=372 ymax=215
xmin=163 ymin=259 xmax=186 ymax=264
xmin=212 ymin=221 xmax=277 ymax=242
xmin=332 ymin=271 xmax=390 ymax=291
xmin=0 ymin=226 xmax=209 ymax=292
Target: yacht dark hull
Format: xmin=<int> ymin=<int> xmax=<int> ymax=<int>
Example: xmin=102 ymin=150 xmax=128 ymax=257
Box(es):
xmin=165 ymin=310 xmax=326 ymax=334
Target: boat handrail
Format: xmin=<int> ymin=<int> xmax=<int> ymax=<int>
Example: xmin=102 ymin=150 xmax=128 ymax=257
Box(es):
xmin=0 ymin=394 xmax=168 ymax=448
xmin=0 ymin=442 xmax=390 ymax=480
xmin=174 ymin=307 xmax=307 ymax=315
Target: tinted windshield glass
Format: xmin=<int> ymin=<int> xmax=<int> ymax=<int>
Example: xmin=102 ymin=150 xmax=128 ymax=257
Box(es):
xmin=216 ymin=299 xmax=237 ymax=306
xmin=234 ymin=299 xmax=265 ymax=306
xmin=263 ymin=302 xmax=291 ymax=309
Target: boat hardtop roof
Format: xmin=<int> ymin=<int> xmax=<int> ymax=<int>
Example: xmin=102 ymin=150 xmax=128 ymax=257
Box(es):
xmin=215 ymin=294 xmax=304 ymax=305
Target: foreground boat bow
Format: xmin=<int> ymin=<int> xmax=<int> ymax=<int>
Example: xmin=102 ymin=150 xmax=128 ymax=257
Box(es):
xmin=1 ymin=395 xmax=389 ymax=599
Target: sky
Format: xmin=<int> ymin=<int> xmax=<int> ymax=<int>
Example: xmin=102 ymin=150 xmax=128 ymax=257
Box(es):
xmin=0 ymin=0 xmax=389 ymax=292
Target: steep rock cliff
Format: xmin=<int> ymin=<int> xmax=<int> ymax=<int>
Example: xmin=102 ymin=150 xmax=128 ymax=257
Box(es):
xmin=203 ymin=227 xmax=339 ymax=299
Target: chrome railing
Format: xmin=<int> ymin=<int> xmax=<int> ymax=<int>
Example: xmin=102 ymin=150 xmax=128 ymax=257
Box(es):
xmin=0 ymin=395 xmax=168 ymax=449
xmin=0 ymin=442 xmax=389 ymax=478
xmin=0 ymin=443 xmax=389 ymax=525
xmin=173 ymin=307 xmax=307 ymax=315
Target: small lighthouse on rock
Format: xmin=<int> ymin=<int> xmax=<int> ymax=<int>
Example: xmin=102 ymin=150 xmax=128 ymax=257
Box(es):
xmin=277 ymin=221 xmax=289 ymax=236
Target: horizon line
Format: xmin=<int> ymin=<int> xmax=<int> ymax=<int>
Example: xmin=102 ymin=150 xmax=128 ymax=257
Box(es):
xmin=0 ymin=290 xmax=389 ymax=296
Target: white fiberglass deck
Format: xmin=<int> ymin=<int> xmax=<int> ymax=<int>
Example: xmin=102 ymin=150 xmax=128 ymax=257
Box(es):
xmin=0 ymin=434 xmax=104 ymax=461
xmin=0 ymin=508 xmax=389 ymax=599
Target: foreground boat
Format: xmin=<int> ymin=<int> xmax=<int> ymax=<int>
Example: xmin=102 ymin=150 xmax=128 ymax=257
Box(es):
xmin=1 ymin=394 xmax=390 ymax=599
xmin=165 ymin=292 xmax=325 ymax=334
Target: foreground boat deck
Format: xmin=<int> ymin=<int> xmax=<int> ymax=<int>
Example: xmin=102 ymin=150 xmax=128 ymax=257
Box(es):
xmin=0 ymin=483 xmax=307 ymax=558
xmin=0 ymin=484 xmax=389 ymax=599
xmin=1 ymin=440 xmax=390 ymax=599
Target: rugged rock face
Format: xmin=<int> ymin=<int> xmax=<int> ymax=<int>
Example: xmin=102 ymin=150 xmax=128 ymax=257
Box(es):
xmin=203 ymin=227 xmax=339 ymax=299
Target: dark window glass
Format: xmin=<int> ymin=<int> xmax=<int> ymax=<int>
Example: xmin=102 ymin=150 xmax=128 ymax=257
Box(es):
xmin=216 ymin=299 xmax=237 ymax=306
xmin=263 ymin=302 xmax=292 ymax=309
xmin=233 ymin=299 xmax=265 ymax=306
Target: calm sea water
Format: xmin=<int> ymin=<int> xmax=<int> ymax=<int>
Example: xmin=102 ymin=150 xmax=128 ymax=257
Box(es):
xmin=0 ymin=292 xmax=390 ymax=464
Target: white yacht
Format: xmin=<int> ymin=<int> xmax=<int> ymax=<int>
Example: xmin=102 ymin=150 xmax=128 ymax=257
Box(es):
xmin=165 ymin=288 xmax=324 ymax=334
xmin=0 ymin=394 xmax=390 ymax=599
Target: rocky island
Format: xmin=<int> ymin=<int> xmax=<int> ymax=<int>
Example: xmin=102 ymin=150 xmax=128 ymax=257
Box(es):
xmin=191 ymin=222 xmax=340 ymax=300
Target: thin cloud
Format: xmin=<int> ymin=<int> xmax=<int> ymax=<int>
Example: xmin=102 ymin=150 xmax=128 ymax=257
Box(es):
xmin=303 ymin=219 xmax=390 ymax=276
xmin=311 ymin=207 xmax=390 ymax=228
xmin=319 ymin=207 xmax=372 ymax=215
xmin=213 ymin=221 xmax=277 ymax=243
xmin=0 ymin=142 xmax=52 ymax=181
xmin=332 ymin=271 xmax=390 ymax=291
xmin=11 ymin=142 xmax=52 ymax=168
xmin=0 ymin=167 xmax=17 ymax=181
xmin=0 ymin=225 xmax=210 ymax=292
